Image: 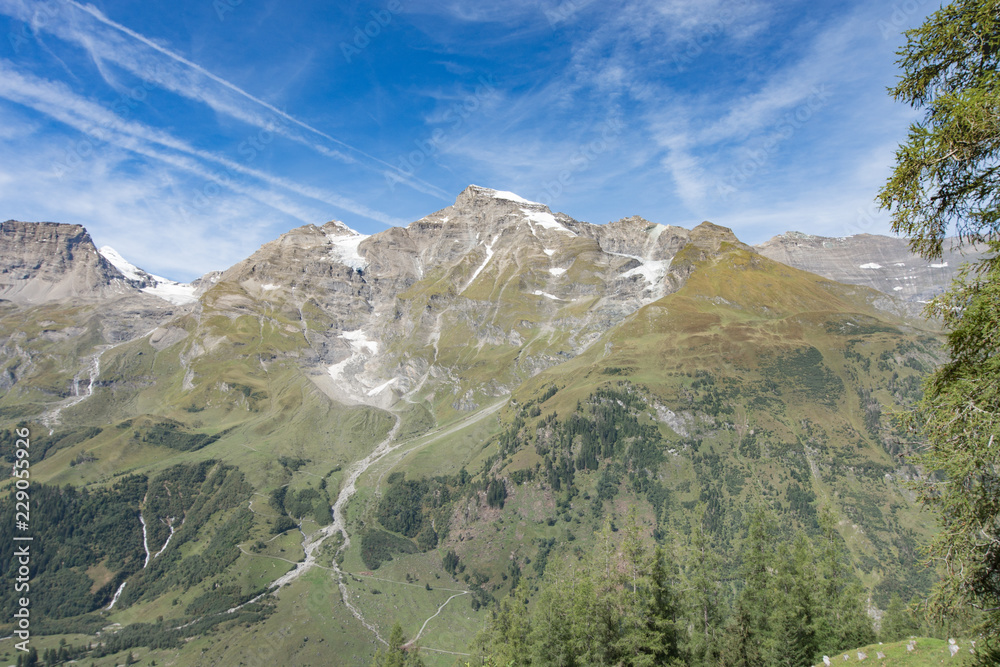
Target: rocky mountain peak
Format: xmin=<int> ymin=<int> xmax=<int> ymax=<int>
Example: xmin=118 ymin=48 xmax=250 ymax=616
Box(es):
xmin=320 ymin=219 xmax=359 ymax=237
xmin=448 ymin=185 xmax=577 ymax=235
xmin=612 ymin=215 xmax=657 ymax=229
xmin=0 ymin=220 xmax=139 ymax=304
xmin=456 ymin=184 xmax=545 ymax=209
xmin=689 ymin=221 xmax=751 ymax=253
xmin=587 ymin=216 xmax=689 ymax=261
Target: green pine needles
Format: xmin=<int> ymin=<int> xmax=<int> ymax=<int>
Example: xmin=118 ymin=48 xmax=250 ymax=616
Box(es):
xmin=878 ymin=0 xmax=1000 ymax=660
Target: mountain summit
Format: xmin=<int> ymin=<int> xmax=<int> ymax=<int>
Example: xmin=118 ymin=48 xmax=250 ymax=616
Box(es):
xmin=0 ymin=220 xmax=138 ymax=303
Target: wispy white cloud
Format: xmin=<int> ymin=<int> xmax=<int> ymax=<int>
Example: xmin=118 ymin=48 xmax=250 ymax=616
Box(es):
xmin=401 ymin=0 xmax=589 ymax=24
xmin=402 ymin=0 xmax=917 ymax=239
xmin=0 ymin=0 xmax=452 ymax=202
xmin=634 ymin=5 xmax=909 ymax=215
xmin=0 ymin=131 xmax=276 ymax=281
xmin=0 ymin=0 xmax=935 ymax=273
xmin=0 ymin=108 xmax=40 ymax=139
xmin=0 ymin=61 xmax=408 ymax=227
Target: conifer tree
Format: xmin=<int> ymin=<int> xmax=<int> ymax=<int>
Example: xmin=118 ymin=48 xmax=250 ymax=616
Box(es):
xmin=877 ymin=0 xmax=1000 ymax=659
xmin=474 ymin=581 xmax=531 ymax=665
xmin=812 ymin=508 xmax=875 ymax=656
xmin=647 ymin=545 xmax=683 ymax=665
xmin=721 ymin=505 xmax=775 ymax=666
xmin=880 ymin=594 xmax=920 ymax=642
xmin=765 ymin=537 xmax=818 ymax=667
xmin=372 ymin=623 xmax=424 ymax=667
xmin=681 ymin=507 xmax=725 ymax=666
xmin=477 ymin=513 xmax=683 ymax=666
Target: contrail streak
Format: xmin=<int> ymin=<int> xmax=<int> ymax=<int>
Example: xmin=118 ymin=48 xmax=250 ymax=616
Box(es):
xmin=63 ymin=0 xmax=452 ymax=201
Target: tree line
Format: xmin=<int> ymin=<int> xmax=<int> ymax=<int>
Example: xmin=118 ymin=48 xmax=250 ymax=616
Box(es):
xmin=472 ymin=506 xmax=940 ymax=667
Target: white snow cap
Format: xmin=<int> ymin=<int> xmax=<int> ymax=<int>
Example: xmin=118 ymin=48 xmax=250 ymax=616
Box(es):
xmin=466 ymin=185 xmax=576 ymax=235
xmin=340 ymin=329 xmax=379 ymax=355
xmin=143 ymin=282 xmax=199 ymax=306
xmin=99 ymin=246 xmax=199 ymax=305
xmin=99 ymin=246 xmax=146 ymax=282
xmin=323 ymin=219 xmax=354 ymax=233
xmin=468 ymin=184 xmax=542 ymax=206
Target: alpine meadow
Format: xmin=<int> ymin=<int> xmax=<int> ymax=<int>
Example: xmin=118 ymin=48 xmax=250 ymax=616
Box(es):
xmin=0 ymin=1 xmax=998 ymax=666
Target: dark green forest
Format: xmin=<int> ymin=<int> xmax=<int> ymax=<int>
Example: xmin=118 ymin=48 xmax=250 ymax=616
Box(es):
xmin=0 ymin=460 xmax=267 ymax=654
xmin=472 ymin=508 xmax=943 ymax=667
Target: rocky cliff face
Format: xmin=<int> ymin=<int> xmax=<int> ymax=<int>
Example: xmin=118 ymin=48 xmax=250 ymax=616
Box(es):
xmin=197 ymin=186 xmax=752 ymax=414
xmin=755 ymin=232 xmax=987 ymax=304
xmin=0 ymin=220 xmax=140 ymax=304
xmin=0 ymin=222 xmax=197 ymax=401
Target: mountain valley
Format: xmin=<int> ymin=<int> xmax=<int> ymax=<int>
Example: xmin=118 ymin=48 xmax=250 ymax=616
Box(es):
xmin=0 ymin=187 xmax=974 ymax=665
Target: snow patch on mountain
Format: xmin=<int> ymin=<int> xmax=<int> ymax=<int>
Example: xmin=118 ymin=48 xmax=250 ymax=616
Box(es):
xmin=324 ymin=328 xmax=402 ymax=406
xmin=549 ymin=267 xmax=567 ymax=276
xmin=328 ymin=333 xmax=374 ymax=383
xmin=324 ymin=219 xmax=353 ymax=233
xmin=367 ymin=378 xmax=397 ymax=396
xmin=467 ymin=237 xmax=497 ymax=287
xmin=621 ymin=259 xmax=671 ymax=285
xmin=522 ymin=208 xmax=576 ymax=235
xmin=341 ymin=329 xmax=379 ymax=355
xmin=144 ymin=282 xmax=199 ymax=305
xmin=860 ymin=263 xmax=883 ymax=270
xmin=328 ymin=232 xmax=369 ymax=271
xmin=469 ymin=185 xmax=540 ymax=206
xmin=99 ymin=246 xmax=146 ymax=282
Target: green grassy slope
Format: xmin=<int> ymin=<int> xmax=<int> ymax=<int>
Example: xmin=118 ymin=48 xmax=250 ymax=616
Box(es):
xmin=810 ymin=638 xmax=975 ymax=666
xmin=381 ymin=245 xmax=944 ymax=619
xmin=0 ymin=240 xmax=954 ymax=665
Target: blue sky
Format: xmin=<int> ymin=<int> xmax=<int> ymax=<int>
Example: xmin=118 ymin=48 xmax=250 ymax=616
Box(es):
xmin=0 ymin=0 xmax=935 ymax=281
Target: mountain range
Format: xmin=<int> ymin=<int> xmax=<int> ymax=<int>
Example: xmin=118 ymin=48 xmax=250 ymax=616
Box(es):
xmin=0 ymin=186 xmax=978 ymax=665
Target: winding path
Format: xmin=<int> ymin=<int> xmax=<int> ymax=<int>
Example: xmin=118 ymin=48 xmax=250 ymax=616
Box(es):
xmin=405 ymin=590 xmax=470 ymax=648
xmin=372 ymin=398 xmax=508 ymax=498
xmin=214 ymin=398 xmax=505 ymax=651
xmin=272 ymin=398 xmax=506 ymax=644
